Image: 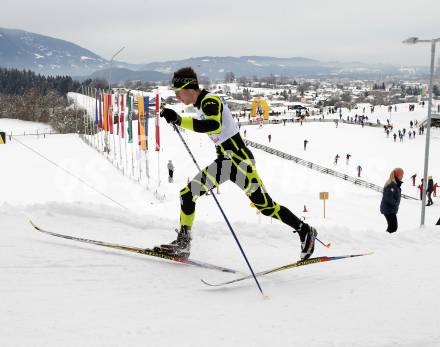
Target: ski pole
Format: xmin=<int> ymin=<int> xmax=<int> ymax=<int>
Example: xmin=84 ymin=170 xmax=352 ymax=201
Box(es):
xmin=172 ymin=123 xmax=265 ymax=296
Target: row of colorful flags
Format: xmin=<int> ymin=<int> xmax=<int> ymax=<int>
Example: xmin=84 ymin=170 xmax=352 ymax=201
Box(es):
xmin=93 ymin=91 xmax=160 ymax=151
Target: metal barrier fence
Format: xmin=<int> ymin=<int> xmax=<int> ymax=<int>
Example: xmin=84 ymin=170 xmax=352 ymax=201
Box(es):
xmin=237 ymin=117 xmax=382 ymax=128
xmin=6 ymin=130 xmax=60 ymax=138
xmin=244 ymin=139 xmax=418 ymax=200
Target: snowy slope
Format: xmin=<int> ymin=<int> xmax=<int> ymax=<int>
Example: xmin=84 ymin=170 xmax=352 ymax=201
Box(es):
xmin=1 ymin=110 xmax=440 ymax=347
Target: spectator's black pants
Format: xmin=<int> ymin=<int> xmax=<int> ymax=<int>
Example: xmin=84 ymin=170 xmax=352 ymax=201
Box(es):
xmin=168 ymin=170 xmax=174 ymax=179
xmin=427 ymin=192 xmax=433 ymax=206
xmin=384 ymin=213 xmax=398 ymax=233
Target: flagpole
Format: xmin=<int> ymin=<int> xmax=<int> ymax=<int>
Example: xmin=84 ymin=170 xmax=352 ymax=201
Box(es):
xmin=138 ymin=94 xmax=142 ymax=182
xmin=104 ymin=93 xmax=109 ymax=158
xmin=123 ymin=93 xmax=128 ymax=177
xmin=146 ymin=148 xmax=150 ymax=187
xmin=88 ymin=87 xmax=94 ymax=147
xmin=156 ymin=92 xmax=161 ymax=187
xmin=157 ymin=150 xmax=160 ymax=187
xmin=118 ymin=92 xmax=122 ymax=170
xmin=111 ymin=93 xmax=117 ymax=165
xmin=99 ymin=90 xmax=105 ymax=153
xmin=94 ymin=89 xmax=98 ymax=150
xmin=138 ymin=147 xmax=142 ymax=182
xmin=146 ymin=109 xmax=149 ymax=189
xmin=85 ymin=87 xmax=88 ymax=143
xmin=129 ymin=95 xmax=135 ymax=178
xmin=82 ymin=86 xmax=87 ymax=140
xmin=96 ymin=88 xmax=102 ymax=152
xmin=146 ymin=99 xmax=150 ymax=187
xmin=87 ymin=87 xmax=90 ymax=144
xmin=131 ymin=125 xmax=135 ymax=178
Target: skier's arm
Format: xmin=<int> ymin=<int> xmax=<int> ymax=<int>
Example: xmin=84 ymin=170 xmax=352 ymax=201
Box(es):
xmin=179 ymin=97 xmax=222 ymax=134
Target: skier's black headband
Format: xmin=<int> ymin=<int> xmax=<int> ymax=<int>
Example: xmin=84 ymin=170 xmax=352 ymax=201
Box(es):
xmin=172 ymin=77 xmax=199 ymax=91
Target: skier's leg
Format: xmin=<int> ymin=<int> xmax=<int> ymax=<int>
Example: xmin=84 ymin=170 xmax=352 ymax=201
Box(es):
xmin=231 ymin=158 xmax=303 ymax=230
xmin=230 ymin=156 xmax=316 ymax=259
xmin=179 ymin=157 xmax=233 ymax=228
xmin=159 ymin=158 xmax=232 ymax=258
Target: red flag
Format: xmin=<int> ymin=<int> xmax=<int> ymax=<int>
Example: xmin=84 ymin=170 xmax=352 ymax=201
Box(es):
xmin=155 ymin=93 xmax=160 ymax=151
xmin=107 ymin=94 xmax=113 ymax=134
xmin=120 ymin=94 xmax=125 ymax=138
xmin=98 ymin=92 xmax=103 ymax=129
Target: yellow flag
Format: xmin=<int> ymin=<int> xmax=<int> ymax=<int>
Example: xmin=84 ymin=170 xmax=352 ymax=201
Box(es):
xmin=103 ymin=93 xmax=109 ymax=131
xmin=138 ymin=96 xmax=147 ymax=150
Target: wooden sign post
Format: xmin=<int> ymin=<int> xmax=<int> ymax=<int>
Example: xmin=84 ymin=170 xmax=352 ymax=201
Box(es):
xmin=319 ymin=192 xmax=329 ymax=218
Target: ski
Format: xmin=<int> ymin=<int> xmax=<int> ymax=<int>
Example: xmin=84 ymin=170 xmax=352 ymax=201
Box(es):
xmin=201 ymin=252 xmax=373 ymax=287
xmin=29 ymin=220 xmax=238 ymax=274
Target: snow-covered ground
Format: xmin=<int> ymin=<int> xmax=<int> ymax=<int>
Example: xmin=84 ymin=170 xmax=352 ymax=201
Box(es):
xmin=1 ymin=99 xmax=440 ymax=346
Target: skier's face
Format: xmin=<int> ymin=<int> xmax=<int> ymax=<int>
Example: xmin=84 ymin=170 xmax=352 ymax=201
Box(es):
xmin=175 ymin=89 xmax=195 ymax=105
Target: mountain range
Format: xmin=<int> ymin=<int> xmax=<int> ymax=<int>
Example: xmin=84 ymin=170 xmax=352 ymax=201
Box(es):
xmin=0 ymin=27 xmax=427 ymax=81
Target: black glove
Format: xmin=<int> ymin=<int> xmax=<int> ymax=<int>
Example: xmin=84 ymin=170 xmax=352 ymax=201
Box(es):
xmin=160 ymin=108 xmax=181 ymax=124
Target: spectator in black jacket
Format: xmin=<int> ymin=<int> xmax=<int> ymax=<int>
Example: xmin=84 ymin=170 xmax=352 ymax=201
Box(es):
xmin=426 ymin=176 xmax=434 ymax=206
xmin=380 ymin=168 xmax=404 ymax=233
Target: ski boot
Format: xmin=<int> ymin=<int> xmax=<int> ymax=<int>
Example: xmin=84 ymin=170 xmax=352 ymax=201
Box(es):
xmin=156 ymin=226 xmax=191 ymax=260
xmin=298 ymin=223 xmax=317 ymax=260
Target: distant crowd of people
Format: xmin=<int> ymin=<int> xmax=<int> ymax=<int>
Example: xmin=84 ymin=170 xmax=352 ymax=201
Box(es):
xmin=233 ymin=102 xmax=440 ymax=229
xmin=383 ymin=119 xmax=425 ymax=143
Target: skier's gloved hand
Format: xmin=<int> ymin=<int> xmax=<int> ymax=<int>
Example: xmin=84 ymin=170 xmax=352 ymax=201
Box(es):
xmin=160 ymin=108 xmax=181 ymax=124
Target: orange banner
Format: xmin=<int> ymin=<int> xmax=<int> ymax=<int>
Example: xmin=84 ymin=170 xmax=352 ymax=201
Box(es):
xmin=103 ymin=93 xmax=109 ymax=131
xmin=138 ymin=96 xmax=147 ymax=150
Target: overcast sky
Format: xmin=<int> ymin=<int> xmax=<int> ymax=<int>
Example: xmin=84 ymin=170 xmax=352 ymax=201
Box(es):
xmin=2 ymin=0 xmax=440 ymax=66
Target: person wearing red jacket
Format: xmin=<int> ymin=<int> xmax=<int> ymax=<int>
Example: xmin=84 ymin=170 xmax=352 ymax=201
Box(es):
xmin=411 ymin=173 xmax=417 ymax=186
xmin=418 ymin=179 xmax=424 ymax=200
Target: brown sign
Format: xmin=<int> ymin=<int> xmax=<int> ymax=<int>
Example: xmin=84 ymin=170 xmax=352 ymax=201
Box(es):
xmin=319 ymin=192 xmax=329 ymax=200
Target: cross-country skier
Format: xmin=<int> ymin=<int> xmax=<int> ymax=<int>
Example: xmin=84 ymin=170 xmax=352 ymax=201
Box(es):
xmin=357 ymin=165 xmax=362 ymax=177
xmin=346 ymin=153 xmax=351 ymax=165
xmin=158 ymin=67 xmax=317 ymax=260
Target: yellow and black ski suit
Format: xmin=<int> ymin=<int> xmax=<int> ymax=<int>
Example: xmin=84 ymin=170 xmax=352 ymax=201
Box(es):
xmin=177 ymin=89 xmax=303 ymax=232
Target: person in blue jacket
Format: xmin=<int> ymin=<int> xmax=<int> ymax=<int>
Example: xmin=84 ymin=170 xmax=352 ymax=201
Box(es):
xmin=380 ymin=168 xmax=404 ymax=233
